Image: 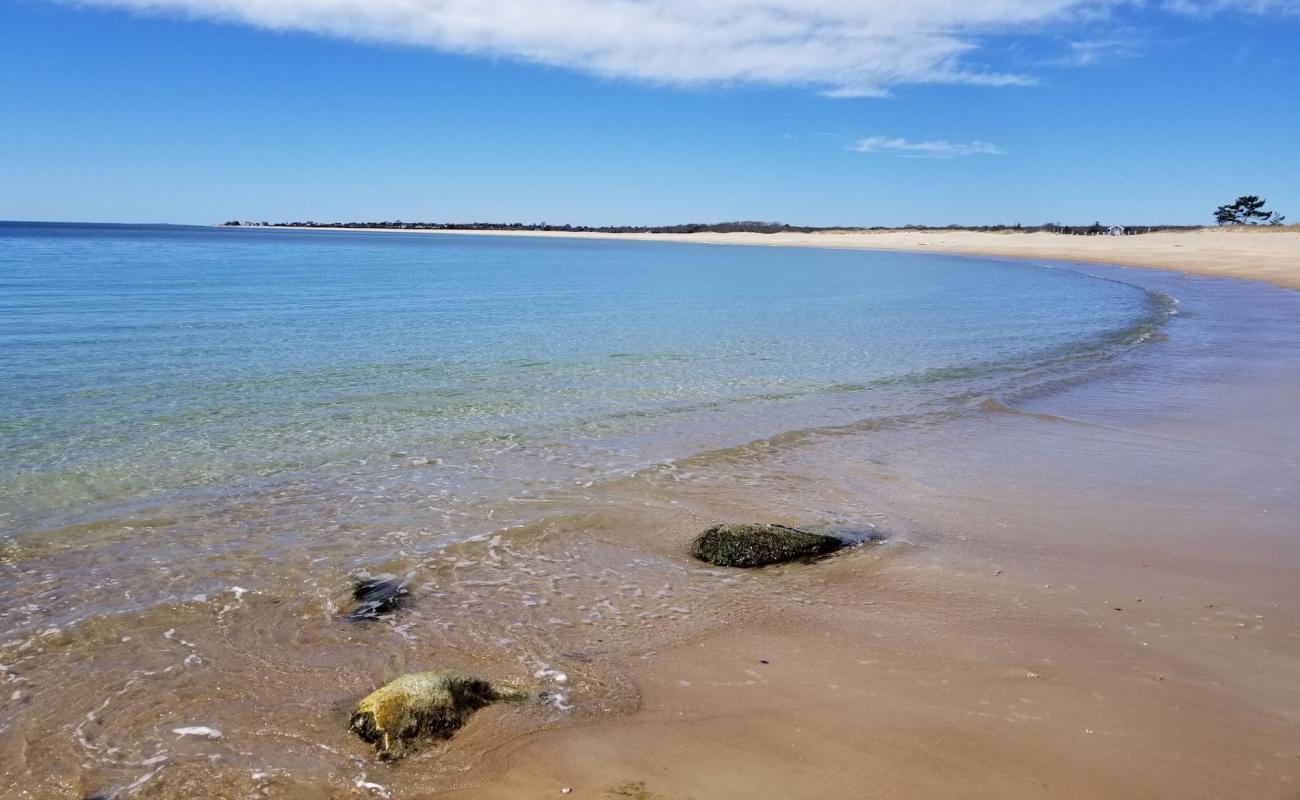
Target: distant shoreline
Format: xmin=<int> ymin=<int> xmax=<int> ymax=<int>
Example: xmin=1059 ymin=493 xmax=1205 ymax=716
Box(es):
xmin=227 ymin=225 xmax=1300 ymax=290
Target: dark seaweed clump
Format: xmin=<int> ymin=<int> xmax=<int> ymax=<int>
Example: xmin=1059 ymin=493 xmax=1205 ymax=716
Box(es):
xmin=345 ymin=578 xmax=408 ymax=621
xmin=690 ymin=523 xmax=843 ymax=568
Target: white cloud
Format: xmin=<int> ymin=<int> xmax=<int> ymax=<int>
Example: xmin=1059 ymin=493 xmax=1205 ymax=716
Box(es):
xmin=852 ymin=136 xmax=1005 ymax=158
xmin=1056 ymin=38 xmax=1141 ymax=67
xmin=1164 ymin=0 xmax=1300 ymax=13
xmin=66 ymin=0 xmax=1300 ymax=95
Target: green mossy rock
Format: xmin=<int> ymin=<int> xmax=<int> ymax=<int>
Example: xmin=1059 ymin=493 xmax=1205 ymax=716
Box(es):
xmin=349 ymin=670 xmax=522 ymax=759
xmin=690 ymin=523 xmax=843 ymax=568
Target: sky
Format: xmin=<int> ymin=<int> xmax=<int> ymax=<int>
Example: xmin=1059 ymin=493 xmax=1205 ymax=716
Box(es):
xmin=1 ymin=0 xmax=1297 ymax=227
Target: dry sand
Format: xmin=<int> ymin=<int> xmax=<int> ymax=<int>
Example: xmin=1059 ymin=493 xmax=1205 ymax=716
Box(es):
xmin=265 ymin=226 xmax=1300 ymax=290
xmin=656 ymin=228 xmax=1300 ymax=290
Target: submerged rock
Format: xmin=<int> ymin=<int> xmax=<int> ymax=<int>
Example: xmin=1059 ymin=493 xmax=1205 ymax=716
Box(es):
xmin=690 ymin=523 xmax=843 ymax=568
xmin=344 ymin=577 xmax=407 ymax=621
xmin=349 ymin=670 xmax=522 ymax=759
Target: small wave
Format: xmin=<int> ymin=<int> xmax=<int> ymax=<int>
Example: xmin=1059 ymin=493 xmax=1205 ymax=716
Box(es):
xmin=974 ymin=397 xmax=1108 ymax=428
xmin=1101 ymin=287 xmax=1179 ymax=345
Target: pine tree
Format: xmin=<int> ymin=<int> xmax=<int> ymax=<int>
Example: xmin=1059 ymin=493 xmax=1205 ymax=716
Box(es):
xmin=1214 ymin=195 xmax=1277 ymax=225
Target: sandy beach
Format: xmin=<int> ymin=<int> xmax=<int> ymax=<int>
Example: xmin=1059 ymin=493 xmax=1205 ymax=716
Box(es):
xmin=4 ymin=227 xmax=1299 ymax=800
xmin=427 ymin=260 xmax=1300 ymax=800
xmin=265 ymin=226 xmax=1300 ymax=290
xmin=179 ymin=227 xmax=1294 ymax=799
xmin=8 ymin=0 xmax=1299 ymax=795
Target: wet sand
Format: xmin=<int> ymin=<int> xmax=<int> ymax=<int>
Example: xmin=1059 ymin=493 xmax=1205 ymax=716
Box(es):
xmin=430 ymin=265 xmax=1300 ymax=799
xmin=4 ymin=256 xmax=1300 ymax=798
xmin=436 ymin=345 xmax=1300 ymax=800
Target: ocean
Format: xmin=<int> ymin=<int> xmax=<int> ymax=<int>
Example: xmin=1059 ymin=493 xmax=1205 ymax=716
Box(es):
xmin=0 ymin=223 xmax=1163 ymax=537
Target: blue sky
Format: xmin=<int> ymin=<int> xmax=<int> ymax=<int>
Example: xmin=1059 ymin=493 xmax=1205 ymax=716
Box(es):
xmin=1 ymin=0 xmax=1297 ymax=226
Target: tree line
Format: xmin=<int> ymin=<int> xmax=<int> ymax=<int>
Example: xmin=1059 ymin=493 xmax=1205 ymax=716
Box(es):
xmin=222 ymin=196 xmax=1287 ymax=234
xmin=220 ymin=220 xmax=1199 ymax=235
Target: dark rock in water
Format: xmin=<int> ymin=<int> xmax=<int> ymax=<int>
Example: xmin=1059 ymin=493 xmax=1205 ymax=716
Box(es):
xmin=349 ymin=670 xmax=522 ymax=759
xmin=690 ymin=523 xmax=843 ymax=568
xmin=345 ymin=578 xmax=407 ymax=621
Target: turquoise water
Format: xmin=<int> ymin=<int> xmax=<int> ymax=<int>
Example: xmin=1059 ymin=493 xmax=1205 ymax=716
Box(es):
xmin=0 ymin=223 xmax=1161 ymax=534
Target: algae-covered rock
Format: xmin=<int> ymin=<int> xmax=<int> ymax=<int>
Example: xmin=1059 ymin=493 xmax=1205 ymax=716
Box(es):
xmin=349 ymin=670 xmax=521 ymax=759
xmin=344 ymin=577 xmax=407 ymax=621
xmin=690 ymin=523 xmax=842 ymax=568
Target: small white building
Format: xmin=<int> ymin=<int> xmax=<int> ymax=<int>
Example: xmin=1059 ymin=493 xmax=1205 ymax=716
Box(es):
xmin=1107 ymin=225 xmax=1126 ymax=236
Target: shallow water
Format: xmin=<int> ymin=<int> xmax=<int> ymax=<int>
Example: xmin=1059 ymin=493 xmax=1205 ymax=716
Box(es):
xmin=0 ymin=224 xmax=1160 ymax=533
xmin=3 ymin=224 xmax=1296 ymax=798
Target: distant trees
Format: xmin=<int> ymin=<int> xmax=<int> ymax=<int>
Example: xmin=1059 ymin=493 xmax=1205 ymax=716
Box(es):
xmin=1215 ymin=196 xmax=1286 ymax=226
xmin=223 ymin=220 xmax=824 ymax=234
xmin=215 ymin=219 xmax=1204 ymax=235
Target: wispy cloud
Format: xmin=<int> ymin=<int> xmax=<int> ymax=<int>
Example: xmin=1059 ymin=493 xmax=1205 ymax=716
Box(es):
xmin=1054 ymin=38 xmax=1142 ymax=67
xmin=1163 ymin=0 xmax=1300 ymax=14
xmin=65 ymin=1 xmax=1300 ymax=95
xmin=852 ymin=136 xmax=1005 ymax=159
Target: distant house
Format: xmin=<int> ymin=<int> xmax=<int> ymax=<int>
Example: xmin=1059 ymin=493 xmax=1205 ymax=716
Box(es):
xmin=1107 ymin=225 xmax=1126 ymax=236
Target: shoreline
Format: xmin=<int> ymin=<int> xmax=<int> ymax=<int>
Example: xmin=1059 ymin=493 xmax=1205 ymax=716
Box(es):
xmin=432 ymin=262 xmax=1300 ymax=799
xmin=4 ymin=230 xmax=1300 ymax=798
xmin=235 ymin=225 xmax=1300 ymax=290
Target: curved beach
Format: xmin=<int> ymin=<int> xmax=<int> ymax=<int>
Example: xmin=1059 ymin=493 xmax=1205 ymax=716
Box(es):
xmin=438 ymin=254 xmax=1300 ymax=800
xmin=260 ymin=226 xmax=1300 ymax=290
xmin=1 ymin=227 xmax=1299 ymax=799
xmin=6 ymin=0 xmax=1300 ymax=796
